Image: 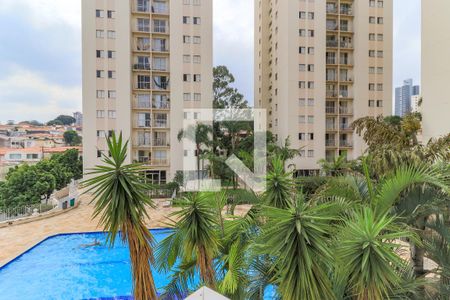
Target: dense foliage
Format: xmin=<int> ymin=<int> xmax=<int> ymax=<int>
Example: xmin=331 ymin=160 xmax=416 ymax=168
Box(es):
xmin=47 ymin=115 xmax=76 ymax=126
xmin=63 ymin=130 xmax=82 ymax=146
xmin=0 ymin=149 xmax=82 ymax=208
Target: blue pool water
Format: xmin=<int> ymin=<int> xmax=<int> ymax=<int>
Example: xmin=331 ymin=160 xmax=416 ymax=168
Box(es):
xmin=0 ymin=230 xmax=176 ymax=300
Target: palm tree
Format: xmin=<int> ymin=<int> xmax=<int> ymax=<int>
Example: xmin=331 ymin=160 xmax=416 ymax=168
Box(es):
xmin=268 ymin=136 xmax=302 ymax=168
xmin=263 ymin=157 xmax=294 ymax=209
xmin=258 ymin=194 xmax=342 ymax=300
xmin=318 ymin=154 xmax=354 ymax=176
xmin=82 ymin=133 xmax=157 ymax=300
xmin=156 ymin=192 xmax=219 ymax=298
xmin=178 ymin=123 xmax=213 ymax=184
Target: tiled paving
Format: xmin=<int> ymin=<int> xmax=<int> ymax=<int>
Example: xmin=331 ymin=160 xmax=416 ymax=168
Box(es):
xmin=0 ymin=194 xmax=251 ymax=267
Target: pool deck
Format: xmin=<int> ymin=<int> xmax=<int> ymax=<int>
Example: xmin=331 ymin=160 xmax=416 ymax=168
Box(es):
xmin=0 ymin=194 xmax=251 ymax=267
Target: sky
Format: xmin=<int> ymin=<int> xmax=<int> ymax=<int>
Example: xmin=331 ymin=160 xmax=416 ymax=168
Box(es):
xmin=0 ymin=0 xmax=421 ymax=123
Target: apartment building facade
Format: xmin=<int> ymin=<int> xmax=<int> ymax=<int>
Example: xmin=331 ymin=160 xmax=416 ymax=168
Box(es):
xmin=395 ymin=79 xmax=420 ymax=117
xmin=82 ymin=0 xmax=213 ymax=184
xmin=255 ymin=0 xmax=392 ymax=174
xmin=421 ymin=0 xmax=450 ymax=142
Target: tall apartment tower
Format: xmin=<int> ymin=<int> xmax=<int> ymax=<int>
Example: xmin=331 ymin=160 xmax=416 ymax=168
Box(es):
xmin=422 ymin=0 xmax=450 ymax=141
xmin=395 ymin=79 xmax=420 ymax=117
xmin=255 ymin=0 xmax=392 ymax=174
xmin=82 ymin=0 xmax=213 ymax=184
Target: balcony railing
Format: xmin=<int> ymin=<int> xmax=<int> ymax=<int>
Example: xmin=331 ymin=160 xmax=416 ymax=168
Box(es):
xmin=326 ymin=7 xmax=338 ymax=14
xmin=137 ymin=120 xmax=152 ymax=128
xmin=326 ymin=140 xmax=336 ymax=147
xmin=340 ymin=41 xmax=353 ymax=49
xmin=327 ymin=58 xmax=337 ymax=64
xmin=135 ymin=141 xmax=152 ymax=148
xmin=154 ymin=121 xmax=168 ymax=128
xmin=340 ymin=140 xmax=353 ymax=147
xmin=340 ymin=124 xmax=352 ymax=130
xmin=327 ymin=24 xmax=338 ymax=31
xmin=339 ymin=107 xmax=353 ymax=114
xmin=138 ymin=158 xmax=169 ymax=166
xmin=326 ymin=76 xmax=338 ymax=81
xmin=326 ymin=124 xmax=337 ymax=130
xmin=135 ymin=2 xmax=169 ymax=14
xmin=133 ymin=64 xmax=151 ymax=71
xmin=136 ymin=82 xmax=170 ymax=90
xmin=153 ymin=138 xmax=169 ymax=147
xmin=153 ymin=101 xmax=170 ymax=109
xmin=327 ymin=90 xmax=338 ymax=97
xmin=340 ymin=59 xmax=353 ymax=65
xmin=340 ymin=8 xmax=353 ymax=16
xmin=327 ymin=40 xmax=339 ymax=48
xmin=326 ymin=107 xmax=337 ymax=114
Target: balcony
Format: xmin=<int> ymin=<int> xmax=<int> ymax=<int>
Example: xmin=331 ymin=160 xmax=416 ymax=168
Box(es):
xmin=326 ymin=6 xmax=338 ymax=14
xmin=326 ymin=75 xmax=338 ymax=81
xmin=339 ymin=90 xmax=352 ymax=98
xmin=327 ymin=90 xmax=338 ymax=98
xmin=326 ymin=107 xmax=337 ymax=114
xmin=134 ymin=141 xmax=152 ymax=148
xmin=340 ymin=8 xmax=353 ymax=16
xmin=134 ymin=2 xmax=169 ymax=14
xmin=133 ymin=64 xmax=151 ymax=71
xmin=340 ymin=124 xmax=352 ymax=131
xmin=154 ymin=120 xmax=168 ymax=128
xmin=340 ymin=41 xmax=353 ymax=49
xmin=340 ymin=140 xmax=353 ymax=147
xmin=339 ymin=107 xmax=353 ymax=114
xmin=326 ymin=124 xmax=337 ymax=131
xmin=326 ymin=40 xmax=339 ymax=48
xmin=326 ymin=140 xmax=336 ymax=147
xmin=136 ymin=82 xmax=170 ymax=91
xmin=340 ymin=58 xmax=353 ymax=66
xmin=327 ymin=57 xmax=337 ymax=64
xmin=153 ymin=138 xmax=169 ymax=147
xmin=153 ymin=101 xmax=170 ymax=109
xmin=136 ymin=120 xmax=152 ymax=128
xmin=326 ymin=24 xmax=338 ymax=31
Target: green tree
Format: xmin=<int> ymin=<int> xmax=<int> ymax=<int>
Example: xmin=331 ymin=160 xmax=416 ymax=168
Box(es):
xmin=177 ymin=123 xmax=213 ymax=183
xmin=213 ymin=66 xmax=248 ymax=109
xmin=63 ymin=130 xmax=82 ymax=146
xmin=47 ymin=115 xmax=76 ymax=126
xmin=82 ymin=133 xmax=157 ymax=300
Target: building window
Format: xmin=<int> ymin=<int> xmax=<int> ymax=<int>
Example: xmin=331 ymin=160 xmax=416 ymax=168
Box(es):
xmin=193 ymin=55 xmax=201 ymax=64
xmin=308 ymin=30 xmax=314 ymax=37
xmin=299 ymin=64 xmax=306 ymax=72
xmin=96 ymin=110 xmax=105 ymax=118
xmin=299 ymin=133 xmax=306 ymax=140
xmin=183 ymin=74 xmax=191 ymax=82
xmin=308 ymin=64 xmax=314 ymax=72
xmin=299 ymin=29 xmax=306 ymax=37
xmin=378 ymin=17 xmax=384 ymax=24
xmin=96 ymin=70 xmax=105 ymax=78
xmin=308 ymin=115 xmax=314 ymax=124
xmin=299 ymin=81 xmax=306 ymax=88
xmin=377 ymin=67 xmax=384 ymax=74
xmin=193 ymin=36 xmax=201 ymax=44
xmin=369 ymin=33 xmax=376 ymax=41
xmin=183 ymin=93 xmax=192 ymax=101
xmin=299 ymin=11 xmax=306 ymax=19
xmin=183 ymin=16 xmax=190 ymax=24
xmin=96 ymin=30 xmax=105 ymax=38
xmin=308 ymin=150 xmax=314 ymax=158
xmin=96 ymin=9 xmax=104 ymax=18
xmin=308 ymin=81 xmax=314 ymax=89
xmin=299 ymin=116 xmax=306 ymax=124
xmin=369 ymin=100 xmax=375 ymax=107
xmin=378 ymin=34 xmax=384 ymax=41
xmin=194 ymin=74 xmax=201 ymax=82
xmin=193 ymin=17 xmax=201 ymax=25
xmin=369 ymin=67 xmax=375 ymax=74
xmin=378 ymin=1 xmax=384 ymax=7
xmin=183 ymin=55 xmax=191 ymax=63
xmin=108 ymin=90 xmax=116 ymax=99
xmin=107 ymin=30 xmax=116 ymax=39
xmin=308 ymin=47 xmax=314 ymax=54
xmin=308 ymin=12 xmax=314 ymax=20
xmin=377 ymin=51 xmax=384 ymax=58
xmin=183 ymin=35 xmax=191 ymax=43
xmin=108 ymin=71 xmax=116 ymax=79
xmin=96 ymin=90 xmax=105 ymax=98
xmin=108 ymin=110 xmax=116 ymax=119
xmin=377 ymin=84 xmax=383 ymax=91
xmin=96 ymin=50 xmax=105 ymax=58
xmin=369 ymin=84 xmax=375 ymax=91
xmin=308 ymin=98 xmax=314 ymax=106
xmin=194 ymin=93 xmax=201 ymax=101
xmin=369 ymin=0 xmax=375 ymax=7
xmin=369 ymin=50 xmax=375 ymax=57
xmin=377 ymin=100 xmax=383 ymax=107
xmin=369 ymin=17 xmax=376 ymax=24
xmin=108 ymin=51 xmax=116 ymax=59
xmin=308 ymin=133 xmax=314 ymax=140
xmin=137 ymin=18 xmax=150 ymax=32
xmin=299 ymin=98 xmax=306 ymax=106
xmin=299 ymin=47 xmax=306 ymax=54
xmin=107 ymin=10 xmax=116 ymax=19
xmin=97 ymin=150 xmax=103 ymax=158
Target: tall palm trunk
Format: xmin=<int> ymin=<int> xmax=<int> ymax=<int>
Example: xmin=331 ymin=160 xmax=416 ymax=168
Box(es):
xmin=197 ymin=245 xmax=216 ymax=288
xmin=124 ymin=220 xmax=157 ymax=300
xmin=411 ymin=217 xmax=427 ymax=277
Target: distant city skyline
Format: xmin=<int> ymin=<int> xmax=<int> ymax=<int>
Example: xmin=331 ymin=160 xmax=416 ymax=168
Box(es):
xmin=0 ymin=0 xmax=421 ymax=123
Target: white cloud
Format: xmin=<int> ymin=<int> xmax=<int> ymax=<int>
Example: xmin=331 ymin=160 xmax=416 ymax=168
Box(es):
xmin=0 ymin=0 xmax=81 ymax=29
xmin=0 ymin=66 xmax=81 ymax=123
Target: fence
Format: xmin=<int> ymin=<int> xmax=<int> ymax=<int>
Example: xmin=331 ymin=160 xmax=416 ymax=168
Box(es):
xmin=0 ymin=203 xmax=57 ymax=222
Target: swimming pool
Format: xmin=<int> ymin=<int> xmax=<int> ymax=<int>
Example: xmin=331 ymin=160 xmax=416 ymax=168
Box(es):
xmin=0 ymin=229 xmax=176 ymax=300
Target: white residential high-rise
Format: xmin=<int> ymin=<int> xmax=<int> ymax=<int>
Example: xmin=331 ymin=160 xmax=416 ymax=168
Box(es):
xmin=255 ymin=0 xmax=393 ymax=175
xmin=82 ymin=0 xmax=213 ymax=183
xmin=421 ymin=0 xmax=450 ymax=141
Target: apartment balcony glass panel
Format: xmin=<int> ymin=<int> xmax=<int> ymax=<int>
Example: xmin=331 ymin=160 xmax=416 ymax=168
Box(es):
xmin=136 ymin=94 xmax=151 ymax=108
xmin=152 ymin=2 xmax=169 ymax=14
xmin=137 ymin=0 xmax=150 ymax=12
xmin=153 ymin=20 xmax=168 ymax=34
